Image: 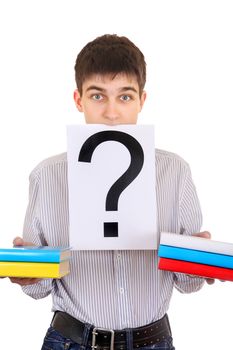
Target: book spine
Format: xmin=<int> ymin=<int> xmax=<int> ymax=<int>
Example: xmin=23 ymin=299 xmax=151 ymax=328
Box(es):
xmin=0 ymin=261 xmax=69 ymax=278
xmin=160 ymin=232 xmax=233 ymax=256
xmin=158 ymin=245 xmax=233 ymax=269
xmin=0 ymin=250 xmax=67 ymax=263
xmin=159 ymin=257 xmax=233 ymax=281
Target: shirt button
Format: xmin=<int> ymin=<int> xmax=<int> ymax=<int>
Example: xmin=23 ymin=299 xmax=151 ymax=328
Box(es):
xmin=117 ymin=254 xmax=121 ymax=259
xmin=120 ymin=288 xmax=124 ymax=294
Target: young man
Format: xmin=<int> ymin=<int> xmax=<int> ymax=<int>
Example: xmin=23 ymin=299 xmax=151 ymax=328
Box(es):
xmin=11 ymin=34 xmax=211 ymax=350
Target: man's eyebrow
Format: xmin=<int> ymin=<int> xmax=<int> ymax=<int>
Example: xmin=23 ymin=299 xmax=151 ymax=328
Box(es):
xmin=85 ymin=85 xmax=105 ymax=92
xmin=85 ymin=85 xmax=138 ymax=93
xmin=120 ymin=86 xmax=138 ymax=93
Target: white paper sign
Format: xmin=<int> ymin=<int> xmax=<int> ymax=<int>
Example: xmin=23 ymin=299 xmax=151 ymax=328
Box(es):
xmin=67 ymin=124 xmax=157 ymax=250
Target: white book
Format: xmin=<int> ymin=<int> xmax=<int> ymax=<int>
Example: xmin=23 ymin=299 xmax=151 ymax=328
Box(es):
xmin=160 ymin=232 xmax=233 ymax=256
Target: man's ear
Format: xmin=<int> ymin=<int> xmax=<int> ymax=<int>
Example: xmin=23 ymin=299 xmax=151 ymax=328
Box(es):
xmin=73 ymin=89 xmax=83 ymax=112
xmin=139 ymin=90 xmax=147 ymax=111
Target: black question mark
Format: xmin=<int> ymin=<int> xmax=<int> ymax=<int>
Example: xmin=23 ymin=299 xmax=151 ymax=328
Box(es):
xmin=78 ymin=130 xmax=144 ymax=237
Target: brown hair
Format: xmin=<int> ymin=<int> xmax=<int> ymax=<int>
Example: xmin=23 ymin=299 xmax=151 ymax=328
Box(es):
xmin=74 ymin=34 xmax=146 ymax=96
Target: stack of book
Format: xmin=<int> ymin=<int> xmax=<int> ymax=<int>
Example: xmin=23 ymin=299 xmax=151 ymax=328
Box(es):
xmin=158 ymin=232 xmax=233 ymax=281
xmin=0 ymin=246 xmax=71 ymax=278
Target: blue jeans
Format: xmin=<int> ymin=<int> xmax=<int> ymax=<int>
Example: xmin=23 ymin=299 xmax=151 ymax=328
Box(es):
xmin=41 ymin=326 xmax=175 ymax=350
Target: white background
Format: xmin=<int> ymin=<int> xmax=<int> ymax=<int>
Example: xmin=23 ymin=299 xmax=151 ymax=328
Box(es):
xmin=0 ymin=1 xmax=232 ymax=349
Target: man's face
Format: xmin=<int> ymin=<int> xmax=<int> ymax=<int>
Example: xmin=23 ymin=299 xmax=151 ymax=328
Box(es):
xmin=74 ymin=73 xmax=146 ymax=125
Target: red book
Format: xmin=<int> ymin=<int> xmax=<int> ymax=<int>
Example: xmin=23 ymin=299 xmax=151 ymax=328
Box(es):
xmin=159 ymin=257 xmax=233 ymax=281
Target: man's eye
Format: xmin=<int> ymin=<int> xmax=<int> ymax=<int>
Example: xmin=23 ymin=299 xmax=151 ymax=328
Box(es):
xmin=92 ymin=94 xmax=103 ymax=100
xmin=120 ymin=95 xmax=131 ymax=101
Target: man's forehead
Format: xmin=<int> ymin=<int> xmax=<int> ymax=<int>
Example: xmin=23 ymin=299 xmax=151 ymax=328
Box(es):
xmin=83 ymin=73 xmax=139 ymax=91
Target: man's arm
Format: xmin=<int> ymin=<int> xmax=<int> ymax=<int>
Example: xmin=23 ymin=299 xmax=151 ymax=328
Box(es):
xmin=173 ymin=163 xmax=213 ymax=292
xmin=9 ymin=169 xmax=53 ymax=298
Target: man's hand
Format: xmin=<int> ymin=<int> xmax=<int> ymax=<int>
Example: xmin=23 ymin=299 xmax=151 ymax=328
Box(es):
xmin=9 ymin=236 xmax=42 ymax=286
xmin=191 ymin=231 xmax=215 ymax=285
xmin=13 ymin=236 xmax=33 ymax=247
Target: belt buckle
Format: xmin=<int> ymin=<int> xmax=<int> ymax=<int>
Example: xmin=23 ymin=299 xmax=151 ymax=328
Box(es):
xmin=92 ymin=327 xmax=115 ymax=350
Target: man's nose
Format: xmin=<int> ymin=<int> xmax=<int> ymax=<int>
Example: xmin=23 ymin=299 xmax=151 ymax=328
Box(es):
xmin=103 ymin=100 xmax=119 ymax=121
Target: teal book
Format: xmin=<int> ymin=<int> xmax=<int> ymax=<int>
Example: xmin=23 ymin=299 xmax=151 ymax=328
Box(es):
xmin=158 ymin=244 xmax=233 ymax=269
xmin=0 ymin=246 xmax=71 ymax=263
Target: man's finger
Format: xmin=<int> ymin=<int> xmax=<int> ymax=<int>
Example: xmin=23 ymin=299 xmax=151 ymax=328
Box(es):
xmin=9 ymin=277 xmax=41 ymax=285
xmin=13 ymin=237 xmax=34 ymax=247
xmin=13 ymin=237 xmax=24 ymax=246
xmin=192 ymin=231 xmax=211 ymax=239
xmin=206 ymin=278 xmax=215 ymax=285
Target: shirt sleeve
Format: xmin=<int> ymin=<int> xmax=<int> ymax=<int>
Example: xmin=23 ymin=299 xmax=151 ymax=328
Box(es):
xmin=21 ymin=170 xmax=54 ymax=299
xmin=173 ymin=163 xmax=205 ymax=293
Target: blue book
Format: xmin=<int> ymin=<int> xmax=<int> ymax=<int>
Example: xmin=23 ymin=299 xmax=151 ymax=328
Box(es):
xmin=0 ymin=246 xmax=71 ymax=263
xmin=158 ymin=244 xmax=233 ymax=269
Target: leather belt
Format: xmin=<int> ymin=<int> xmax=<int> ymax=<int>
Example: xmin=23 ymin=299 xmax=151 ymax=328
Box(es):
xmin=51 ymin=311 xmax=172 ymax=349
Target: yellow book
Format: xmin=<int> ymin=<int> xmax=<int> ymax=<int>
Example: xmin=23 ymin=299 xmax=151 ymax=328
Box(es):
xmin=0 ymin=260 xmax=70 ymax=278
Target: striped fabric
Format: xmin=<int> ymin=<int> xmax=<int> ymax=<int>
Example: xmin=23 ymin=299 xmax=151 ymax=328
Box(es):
xmin=22 ymin=149 xmax=204 ymax=330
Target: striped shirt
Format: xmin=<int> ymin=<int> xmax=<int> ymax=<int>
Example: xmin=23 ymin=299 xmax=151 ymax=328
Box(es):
xmin=22 ymin=149 xmax=204 ymax=329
